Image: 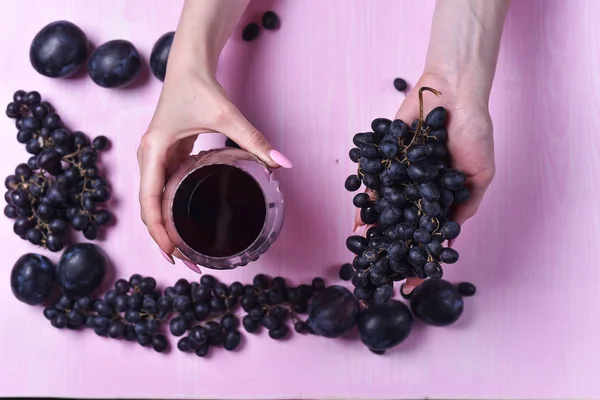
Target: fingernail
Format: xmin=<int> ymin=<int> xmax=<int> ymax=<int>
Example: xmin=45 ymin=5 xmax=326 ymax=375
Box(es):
xmin=182 ymin=259 xmax=202 ymax=274
xmin=269 ymin=149 xmax=293 ymax=168
xmin=401 ymin=283 xmax=415 ymax=296
xmin=160 ymin=249 xmax=174 ymax=265
xmin=353 ymin=224 xmax=361 ymax=233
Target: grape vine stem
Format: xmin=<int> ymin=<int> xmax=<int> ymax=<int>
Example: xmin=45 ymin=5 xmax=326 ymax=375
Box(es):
xmin=408 ymin=87 xmax=442 ymax=148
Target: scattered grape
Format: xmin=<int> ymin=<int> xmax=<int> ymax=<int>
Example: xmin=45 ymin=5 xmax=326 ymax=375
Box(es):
xmin=242 ymin=23 xmax=260 ymax=41
xmin=261 ymin=11 xmax=280 ymax=30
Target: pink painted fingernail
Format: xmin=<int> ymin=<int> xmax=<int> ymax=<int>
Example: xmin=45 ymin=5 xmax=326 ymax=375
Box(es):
xmin=160 ymin=249 xmax=174 ymax=265
xmin=402 ymin=283 xmax=415 ymax=295
xmin=269 ymin=149 xmax=293 ymax=168
xmin=353 ymin=224 xmax=362 ymax=233
xmin=182 ymin=259 xmax=202 ymax=274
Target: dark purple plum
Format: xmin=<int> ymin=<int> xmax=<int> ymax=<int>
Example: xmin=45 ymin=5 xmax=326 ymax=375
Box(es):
xmin=56 ymin=243 xmax=107 ymax=296
xmin=11 ymin=253 xmax=56 ymax=305
xmin=358 ymin=299 xmax=412 ymax=352
xmin=308 ymin=285 xmax=359 ymax=338
xmin=88 ymin=40 xmax=142 ymax=88
xmin=149 ymin=32 xmax=174 ymax=82
xmin=410 ymin=279 xmax=464 ymax=326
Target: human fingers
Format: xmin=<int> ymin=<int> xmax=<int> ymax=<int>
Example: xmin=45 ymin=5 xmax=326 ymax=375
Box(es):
xmin=217 ymin=103 xmax=293 ymax=170
xmin=451 ymin=167 xmax=495 ymax=227
xmin=138 ymin=134 xmax=176 ymax=261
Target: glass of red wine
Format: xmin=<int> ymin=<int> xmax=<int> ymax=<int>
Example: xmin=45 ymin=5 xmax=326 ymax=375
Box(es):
xmin=162 ymin=148 xmax=285 ymax=271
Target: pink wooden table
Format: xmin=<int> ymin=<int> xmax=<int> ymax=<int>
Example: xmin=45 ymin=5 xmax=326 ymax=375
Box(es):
xmin=1 ymin=0 xmax=599 ymax=398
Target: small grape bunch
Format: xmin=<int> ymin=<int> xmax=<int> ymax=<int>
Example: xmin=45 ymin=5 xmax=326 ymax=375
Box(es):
xmin=4 ymin=90 xmax=114 ymax=252
xmin=343 ymin=87 xmax=469 ymax=304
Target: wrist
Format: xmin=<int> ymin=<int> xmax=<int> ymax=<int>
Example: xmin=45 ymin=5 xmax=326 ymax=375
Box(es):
xmin=423 ymin=0 xmax=511 ymax=102
xmin=166 ymin=0 xmax=251 ymax=79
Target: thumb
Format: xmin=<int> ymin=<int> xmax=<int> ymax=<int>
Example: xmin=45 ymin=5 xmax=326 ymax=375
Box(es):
xmin=220 ymin=106 xmax=293 ymax=169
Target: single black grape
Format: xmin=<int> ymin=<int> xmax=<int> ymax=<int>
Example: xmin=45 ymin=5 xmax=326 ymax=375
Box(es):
xmin=424 ymin=262 xmax=443 ymax=279
xmin=441 ymin=221 xmax=461 ymax=240
xmin=456 ymin=282 xmax=476 ymax=297
xmin=453 ymin=187 xmax=470 ymax=203
xmin=242 ymin=23 xmax=260 ymax=41
xmin=352 ymin=132 xmax=374 ymax=147
xmin=268 ymin=325 xmax=289 ymax=340
xmin=425 ymin=106 xmax=447 ymax=129
xmin=311 ymin=277 xmax=325 ymax=291
xmin=223 ymin=330 xmax=242 ymax=350
xmin=349 ymin=147 xmax=361 ymax=163
xmin=439 ymin=248 xmax=459 ymax=264
xmin=393 ymin=78 xmax=408 ymax=92
xmin=373 ymin=284 xmax=393 ymax=304
xmin=152 ymin=335 xmax=169 ymax=353
xmin=442 ymin=171 xmax=465 ymax=191
xmin=169 ymin=316 xmax=188 ymax=337
xmin=338 ymin=263 xmax=353 ymax=281
xmin=200 ymin=275 xmax=216 ymax=287
xmin=344 ymin=175 xmax=362 ymax=191
xmin=261 ymin=11 xmax=280 ymax=30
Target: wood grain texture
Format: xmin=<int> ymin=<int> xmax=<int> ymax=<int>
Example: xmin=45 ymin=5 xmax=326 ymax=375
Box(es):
xmin=1 ymin=0 xmax=599 ymax=398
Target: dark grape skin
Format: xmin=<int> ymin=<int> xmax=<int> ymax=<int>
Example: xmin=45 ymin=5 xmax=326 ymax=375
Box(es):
xmin=92 ymin=136 xmax=110 ymax=151
xmin=261 ymin=11 xmax=281 ymax=30
xmin=393 ymin=78 xmax=408 ymax=92
xmin=410 ymin=279 xmax=464 ymax=326
xmin=406 ymin=144 xmax=431 ymax=163
xmin=344 ymin=175 xmax=361 ymax=191
xmin=56 ymin=243 xmax=107 ymax=297
xmin=358 ymin=300 xmax=413 ymax=351
xmin=349 ymin=148 xmax=361 ymax=163
xmin=442 ymin=171 xmax=465 ymax=191
xmin=10 ymin=253 xmax=56 ymax=305
xmin=373 ymin=284 xmax=393 ymax=304
xmin=242 ymin=23 xmax=260 ymax=41
xmin=308 ymin=286 xmax=360 ymax=338
xmin=149 ymin=32 xmax=174 ymax=82
xmin=424 ymin=262 xmax=443 ymax=279
xmin=88 ymin=40 xmax=142 ymax=88
xmin=339 ymin=263 xmax=354 ymax=281
xmin=352 ymin=192 xmax=371 ymax=208
xmin=371 ymin=118 xmax=391 ymax=135
xmin=360 ymin=206 xmax=379 ymax=225
xmin=425 ymin=106 xmax=447 ymax=129
xmin=30 ymin=21 xmax=89 ymax=78
xmin=346 ymin=235 xmax=368 ymax=255
xmin=439 ymin=248 xmax=459 ymax=264
xmin=441 ymin=221 xmax=461 ymax=240
xmin=457 ymin=282 xmax=477 ymax=297
xmin=352 ymin=132 xmax=374 ymax=148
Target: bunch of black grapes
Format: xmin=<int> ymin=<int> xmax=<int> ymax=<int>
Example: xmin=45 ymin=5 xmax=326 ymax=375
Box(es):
xmin=4 ymin=90 xmax=113 ymax=251
xmin=11 ymin=243 xmax=476 ymax=357
xmin=344 ymin=87 xmax=470 ymax=304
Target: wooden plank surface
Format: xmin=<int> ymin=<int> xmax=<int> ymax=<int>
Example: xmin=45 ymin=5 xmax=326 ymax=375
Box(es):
xmin=1 ymin=0 xmax=599 ymax=398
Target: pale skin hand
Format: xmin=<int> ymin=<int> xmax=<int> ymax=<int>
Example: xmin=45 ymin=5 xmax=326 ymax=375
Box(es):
xmin=355 ymin=0 xmax=511 ymax=292
xmin=138 ymin=0 xmax=293 ymax=263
